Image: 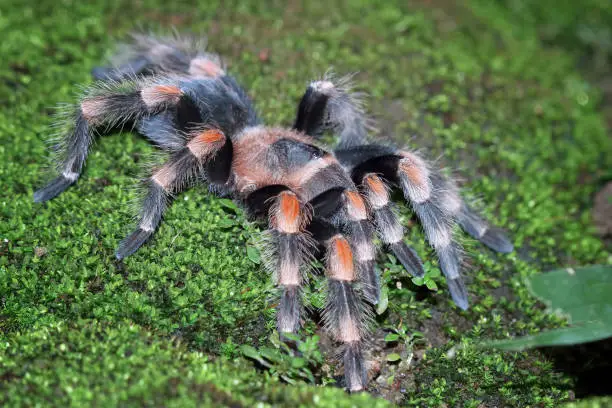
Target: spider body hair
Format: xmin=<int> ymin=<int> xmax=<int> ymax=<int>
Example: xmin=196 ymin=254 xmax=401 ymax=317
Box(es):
xmin=33 ymin=33 xmax=514 ymax=392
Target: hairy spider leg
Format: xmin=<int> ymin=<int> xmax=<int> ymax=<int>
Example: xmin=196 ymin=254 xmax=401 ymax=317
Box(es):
xmin=92 ymin=32 xmax=225 ymax=81
xmin=335 ymin=144 xmax=513 ymax=309
xmin=337 ymin=145 xmax=467 ymax=308
xmin=322 ymin=146 xmax=426 ymax=279
xmin=339 ymin=190 xmax=379 ymax=304
xmin=289 ymin=216 xmax=373 ymax=393
xmin=265 ymin=190 xmax=314 ymax=333
xmin=293 ymin=76 xmax=369 ymax=148
xmin=297 ymin=160 xmax=380 ymax=304
xmin=36 ymin=71 xmax=260 ymax=260
xmin=245 ymin=185 xmax=314 ymax=335
xmin=118 ymin=77 xmax=260 ymax=258
xmin=431 ymin=173 xmax=514 ymax=253
xmin=33 ymin=79 xmax=186 ymax=203
xmin=116 ymin=129 xmax=228 ymax=259
xmin=294 ymin=163 xmax=376 ymax=391
xmin=233 ymin=130 xmax=374 ymax=392
xmin=323 ymin=233 xmax=371 ymax=392
xmin=361 ymin=173 xmax=425 ymax=278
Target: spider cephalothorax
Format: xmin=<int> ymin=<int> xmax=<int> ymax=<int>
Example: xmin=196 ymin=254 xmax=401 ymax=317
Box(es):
xmin=34 ymin=33 xmax=513 ymax=392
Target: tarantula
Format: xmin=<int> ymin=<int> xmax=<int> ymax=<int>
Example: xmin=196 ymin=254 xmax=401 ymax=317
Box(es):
xmin=34 ymin=34 xmax=513 ymax=392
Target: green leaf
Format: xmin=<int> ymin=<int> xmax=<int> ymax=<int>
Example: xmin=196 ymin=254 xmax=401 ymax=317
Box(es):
xmin=217 ymin=218 xmax=236 ymax=229
xmin=487 ymin=322 xmax=612 ymax=351
xmin=376 ymin=285 xmax=389 ymax=315
xmin=246 ymin=245 xmax=261 ymax=264
xmin=384 ymin=333 xmax=400 ymax=342
xmin=486 ymin=265 xmax=612 ymax=350
xmin=387 ymin=353 xmax=402 ymax=362
xmin=425 ymin=278 xmax=438 ymax=290
xmin=240 ymin=345 xmax=260 ymax=360
xmin=259 ymin=347 xmax=284 ymax=363
xmin=527 ymin=265 xmax=612 ymax=324
xmin=411 ymin=277 xmax=425 ymax=286
xmin=218 ymin=198 xmax=240 ymax=213
xmin=291 ymin=357 xmax=306 ymax=368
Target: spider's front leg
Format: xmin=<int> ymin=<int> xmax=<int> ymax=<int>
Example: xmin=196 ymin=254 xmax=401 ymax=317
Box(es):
xmin=324 ymin=233 xmax=370 ymax=392
xmin=293 ymin=74 xmax=369 ymax=147
xmin=245 ymin=186 xmax=314 ymax=334
xmin=312 ymin=220 xmax=371 ymax=392
xmin=305 ymin=216 xmax=371 ymax=392
xmin=310 ymin=187 xmax=381 ymax=304
xmin=300 ymin=174 xmax=377 ymax=391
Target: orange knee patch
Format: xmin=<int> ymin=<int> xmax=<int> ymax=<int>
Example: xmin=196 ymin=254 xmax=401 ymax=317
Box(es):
xmin=398 ymin=153 xmax=432 ymax=203
xmin=363 ymin=174 xmax=389 ymax=209
xmin=275 ymin=191 xmax=301 ymax=234
xmin=141 ymin=85 xmax=182 ymax=108
xmin=328 ymin=235 xmax=355 ymax=281
xmin=345 ymin=191 xmax=367 ymax=220
xmin=187 ymin=129 xmax=225 ymax=158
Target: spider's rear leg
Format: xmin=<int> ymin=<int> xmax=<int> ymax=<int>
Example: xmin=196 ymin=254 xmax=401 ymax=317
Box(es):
xmin=34 ymin=79 xmax=186 ymax=203
xmin=116 ymin=128 xmax=229 ymax=260
xmin=92 ymin=33 xmax=225 ymax=80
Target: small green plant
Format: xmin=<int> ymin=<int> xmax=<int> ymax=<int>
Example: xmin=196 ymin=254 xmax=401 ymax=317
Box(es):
xmin=411 ymin=265 xmax=441 ymax=291
xmin=240 ymin=332 xmax=331 ymax=385
xmin=384 ymin=322 xmax=426 ymax=363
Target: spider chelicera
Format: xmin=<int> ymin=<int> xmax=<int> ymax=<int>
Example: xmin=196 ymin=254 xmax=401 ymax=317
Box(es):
xmin=34 ymin=33 xmax=513 ymax=392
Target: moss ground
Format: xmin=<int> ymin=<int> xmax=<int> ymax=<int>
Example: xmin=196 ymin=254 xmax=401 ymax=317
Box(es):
xmin=1 ymin=0 xmax=611 ymax=407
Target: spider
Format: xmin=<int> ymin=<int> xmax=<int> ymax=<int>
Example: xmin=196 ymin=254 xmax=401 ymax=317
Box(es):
xmin=33 ymin=33 xmax=513 ymax=392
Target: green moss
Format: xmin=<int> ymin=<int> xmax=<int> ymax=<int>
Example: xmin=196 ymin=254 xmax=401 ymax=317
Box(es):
xmin=1 ymin=0 xmax=611 ymax=406
xmin=0 ymin=320 xmax=389 ymax=407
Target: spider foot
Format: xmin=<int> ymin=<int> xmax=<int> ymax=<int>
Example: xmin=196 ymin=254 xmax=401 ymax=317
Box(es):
xmin=33 ymin=175 xmax=75 ymax=203
xmin=446 ymin=277 xmax=469 ymax=311
xmin=115 ymin=228 xmax=153 ymax=260
xmin=389 ymin=241 xmax=425 ymax=278
xmin=458 ymin=205 xmax=514 ymax=253
xmin=344 ymin=342 xmax=367 ymax=393
xmin=358 ymin=260 xmax=379 ymax=304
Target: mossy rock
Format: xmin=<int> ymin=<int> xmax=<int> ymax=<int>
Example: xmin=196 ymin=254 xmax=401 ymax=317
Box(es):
xmin=1 ymin=0 xmax=611 ymax=406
